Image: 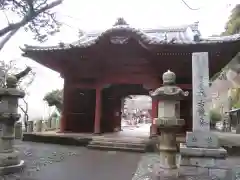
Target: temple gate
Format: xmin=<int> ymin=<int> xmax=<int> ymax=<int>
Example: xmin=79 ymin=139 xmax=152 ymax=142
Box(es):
xmin=21 ymin=18 xmax=240 ymax=135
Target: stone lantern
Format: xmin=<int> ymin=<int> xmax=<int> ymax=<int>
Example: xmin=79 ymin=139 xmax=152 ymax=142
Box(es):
xmin=0 ymin=67 xmax=31 ymax=175
xmin=150 ymin=70 xmax=188 ymax=178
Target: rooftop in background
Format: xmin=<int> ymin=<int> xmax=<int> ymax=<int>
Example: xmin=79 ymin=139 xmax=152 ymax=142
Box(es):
xmin=228 ymin=108 xmax=240 ymax=114
xmin=21 ymin=18 xmax=240 ymax=52
xmin=20 ymin=18 xmax=240 ymax=85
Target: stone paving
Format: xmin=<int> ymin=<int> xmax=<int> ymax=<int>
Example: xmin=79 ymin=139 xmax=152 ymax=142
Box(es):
xmin=132 ymin=153 xmax=240 ymax=180
xmin=2 ymin=141 xmax=240 ymax=180
xmin=0 ymin=141 xmax=82 ymax=180
xmin=0 ymin=140 xmax=141 ymax=180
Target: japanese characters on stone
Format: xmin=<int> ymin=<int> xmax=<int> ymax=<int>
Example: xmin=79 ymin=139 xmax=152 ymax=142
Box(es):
xmin=196 ymin=75 xmax=208 ymax=127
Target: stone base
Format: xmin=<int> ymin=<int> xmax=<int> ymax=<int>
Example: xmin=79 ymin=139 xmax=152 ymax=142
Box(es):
xmin=180 ymin=143 xmax=227 ymax=159
xmin=186 ymin=131 xmax=219 ymax=148
xmin=153 ymin=163 xmax=179 ymax=179
xmin=0 ymin=151 xmax=20 ymax=167
xmin=0 ymin=160 xmax=25 ymax=175
xmin=178 ymin=166 xmax=228 ymax=179
xmin=179 ymin=143 xmax=228 ymax=179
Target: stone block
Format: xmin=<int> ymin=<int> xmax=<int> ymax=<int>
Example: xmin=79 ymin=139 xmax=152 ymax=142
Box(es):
xmin=14 ymin=122 xmax=22 ymax=139
xmin=227 ymin=166 xmax=240 ymax=180
xmin=178 ymin=166 xmax=208 ymax=177
xmin=27 ymin=121 xmax=33 ymax=132
xmin=0 ymin=100 xmax=8 ymax=113
xmin=0 ymin=139 xmax=13 ymax=151
xmin=0 ymin=151 xmax=19 ymax=166
xmin=5 ymin=98 xmax=18 ymax=114
xmin=158 ymin=101 xmax=178 ymax=118
xmin=2 ymin=124 xmax=14 ymax=136
xmin=0 ymin=160 xmax=25 ymax=175
xmin=180 ymin=143 xmax=227 ymax=158
xmin=186 ymin=131 xmax=219 ymax=148
xmin=156 ymin=118 xmax=185 ymax=126
xmin=209 ymin=168 xmax=228 ymax=180
xmin=180 ymin=155 xmax=218 ymax=168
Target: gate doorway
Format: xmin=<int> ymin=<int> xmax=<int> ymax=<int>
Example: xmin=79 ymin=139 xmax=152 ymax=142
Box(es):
xmin=121 ymin=95 xmax=152 ymax=137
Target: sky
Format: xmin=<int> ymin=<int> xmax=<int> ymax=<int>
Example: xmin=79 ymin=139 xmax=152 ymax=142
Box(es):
xmin=0 ymin=0 xmax=239 ymax=120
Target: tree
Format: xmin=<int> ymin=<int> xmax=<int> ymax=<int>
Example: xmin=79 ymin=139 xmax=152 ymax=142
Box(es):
xmin=209 ymin=109 xmax=222 ymax=129
xmin=0 ymin=0 xmax=63 ymax=51
xmin=222 ymin=4 xmax=240 ymax=35
xmin=228 ymin=88 xmax=240 ymax=109
xmin=221 ymin=4 xmax=240 ymax=108
xmin=0 ymin=60 xmax=35 ymax=129
xmin=212 ymin=5 xmax=240 ymax=81
xmin=43 ymin=89 xmax=63 ymax=112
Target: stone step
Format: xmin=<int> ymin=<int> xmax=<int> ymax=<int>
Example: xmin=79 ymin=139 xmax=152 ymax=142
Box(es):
xmin=89 ymin=140 xmax=146 ymax=147
xmin=87 ymin=139 xmax=146 ymax=152
xmin=92 ymin=137 xmax=146 ymax=143
xmin=87 ymin=144 xmax=145 ymax=153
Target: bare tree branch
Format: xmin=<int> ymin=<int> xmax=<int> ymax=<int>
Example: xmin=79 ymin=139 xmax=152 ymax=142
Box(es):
xmin=0 ymin=28 xmax=20 ymax=51
xmin=36 ymin=0 xmax=48 ymax=9
xmin=1 ymin=9 xmax=10 ymax=24
xmin=0 ymin=0 xmax=63 ymax=37
xmin=181 ymin=0 xmax=200 ymax=10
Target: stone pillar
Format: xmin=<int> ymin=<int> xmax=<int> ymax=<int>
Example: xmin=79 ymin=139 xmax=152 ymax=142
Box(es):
xmin=0 ymin=74 xmax=27 ymax=174
xmin=150 ymin=70 xmax=188 ymax=178
xmin=94 ymin=87 xmax=101 ymax=134
xmin=56 ymin=116 xmax=60 ymax=130
xmin=50 ymin=117 xmax=56 ymax=130
xmin=43 ymin=121 xmax=48 ymax=131
xmin=47 ymin=119 xmax=51 ymax=129
xmin=35 ymin=120 xmax=42 ymax=132
xmin=179 ymin=52 xmax=227 ymax=178
xmin=27 ymin=121 xmax=33 ymax=132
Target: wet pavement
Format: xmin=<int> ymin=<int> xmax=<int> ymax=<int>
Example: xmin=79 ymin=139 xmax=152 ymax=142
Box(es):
xmin=3 ymin=140 xmax=240 ymax=180
xmin=1 ymin=141 xmax=141 ymax=180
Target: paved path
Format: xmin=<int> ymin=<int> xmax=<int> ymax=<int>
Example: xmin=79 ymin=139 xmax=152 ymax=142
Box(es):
xmin=2 ymin=141 xmax=141 ymax=180
xmin=3 ymin=140 xmax=240 ymax=180
xmin=37 ymin=150 xmax=140 ymax=180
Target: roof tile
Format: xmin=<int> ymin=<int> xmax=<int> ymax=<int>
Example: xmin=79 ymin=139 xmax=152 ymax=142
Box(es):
xmin=21 ymin=19 xmax=240 ymax=52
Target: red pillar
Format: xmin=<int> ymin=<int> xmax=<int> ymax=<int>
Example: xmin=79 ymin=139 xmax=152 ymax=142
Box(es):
xmin=60 ymin=81 xmax=68 ymax=133
xmin=94 ymin=87 xmax=102 ymax=134
xmin=151 ymin=99 xmax=158 ymax=136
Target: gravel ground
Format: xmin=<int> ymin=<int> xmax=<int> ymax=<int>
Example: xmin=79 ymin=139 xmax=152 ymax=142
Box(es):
xmin=0 ymin=140 xmax=141 ymax=180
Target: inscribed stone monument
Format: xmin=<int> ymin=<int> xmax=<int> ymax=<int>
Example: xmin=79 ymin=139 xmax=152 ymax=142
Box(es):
xmin=186 ymin=52 xmax=219 ymax=148
xmin=192 ymin=52 xmax=210 ymax=131
xmin=179 ymin=52 xmax=227 ymax=179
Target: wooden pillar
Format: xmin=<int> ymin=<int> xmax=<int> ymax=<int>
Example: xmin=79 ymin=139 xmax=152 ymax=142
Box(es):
xmin=151 ymin=99 xmax=158 ymax=136
xmin=94 ymin=87 xmax=102 ymax=134
xmin=60 ymin=81 xmax=68 ymax=133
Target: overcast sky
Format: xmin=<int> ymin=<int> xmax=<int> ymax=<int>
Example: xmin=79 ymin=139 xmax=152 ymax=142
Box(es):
xmin=0 ymin=0 xmax=238 ymax=120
